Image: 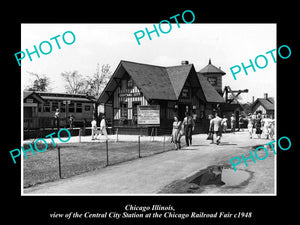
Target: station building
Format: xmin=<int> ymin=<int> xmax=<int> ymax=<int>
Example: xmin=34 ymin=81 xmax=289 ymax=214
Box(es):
xmin=97 ymin=59 xmax=227 ymax=135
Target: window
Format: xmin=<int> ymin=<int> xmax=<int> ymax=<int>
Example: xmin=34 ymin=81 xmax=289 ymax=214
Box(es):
xmin=121 ymin=79 xmax=127 ymax=91
xmin=120 ymin=102 xmax=128 ymax=118
xmin=76 ymin=103 xmax=82 ymax=113
xmin=84 ymin=105 xmax=91 ymax=111
xmin=132 ymin=102 xmax=140 ymax=117
xmin=60 ymin=102 xmax=65 ymax=112
xmin=51 ymin=101 xmax=59 ymax=111
xmin=127 ymin=78 xmax=134 ymax=88
xmin=181 ymin=87 xmax=190 ymax=98
xmin=207 ymin=77 xmax=217 ymax=85
xmin=43 ymin=102 xmax=50 ymax=112
xmin=69 ymin=102 xmax=75 ymax=113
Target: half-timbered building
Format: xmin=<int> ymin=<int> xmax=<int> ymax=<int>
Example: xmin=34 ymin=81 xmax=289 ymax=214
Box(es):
xmin=97 ymin=60 xmax=225 ymax=134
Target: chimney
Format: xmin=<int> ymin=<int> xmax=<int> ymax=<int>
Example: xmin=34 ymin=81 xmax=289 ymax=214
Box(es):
xmin=264 ymin=93 xmax=268 ymax=99
xmin=252 ymin=96 xmax=255 ymax=103
xmin=181 ymin=60 xmax=189 ymax=65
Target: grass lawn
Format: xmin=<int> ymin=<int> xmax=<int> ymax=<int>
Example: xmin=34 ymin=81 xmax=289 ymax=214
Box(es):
xmin=23 ymin=140 xmax=175 ymax=188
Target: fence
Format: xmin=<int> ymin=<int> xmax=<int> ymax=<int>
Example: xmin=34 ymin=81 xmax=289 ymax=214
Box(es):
xmin=23 ymin=135 xmax=174 ymax=188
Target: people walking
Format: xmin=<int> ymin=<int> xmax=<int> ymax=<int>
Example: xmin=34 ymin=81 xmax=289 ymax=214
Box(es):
xmin=247 ymin=113 xmax=254 ymax=139
xmin=99 ymin=115 xmax=109 ymax=140
xmin=269 ymin=115 xmax=275 ymax=140
xmin=183 ymin=112 xmax=195 ymax=146
xmin=171 ymin=116 xmax=182 ymax=150
xmin=209 ymin=112 xmax=223 ymax=145
xmin=262 ymin=114 xmax=272 ymax=139
xmin=207 ymin=114 xmax=214 ymax=144
xmin=91 ymin=117 xmax=97 ymax=140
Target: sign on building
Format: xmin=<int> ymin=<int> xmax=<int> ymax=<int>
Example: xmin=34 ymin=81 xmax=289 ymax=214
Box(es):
xmin=137 ymin=105 xmax=160 ymax=126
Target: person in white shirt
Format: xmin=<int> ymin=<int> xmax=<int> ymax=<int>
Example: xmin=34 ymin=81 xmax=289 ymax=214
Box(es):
xmin=230 ymin=114 xmax=236 ymax=133
xmin=98 ymin=115 xmax=109 ymax=140
xmin=210 ymin=112 xmax=223 ymax=145
xmin=54 ymin=108 xmax=60 ymax=129
xmin=222 ymin=115 xmax=228 ymax=133
xmin=262 ymin=114 xmax=272 ymax=139
xmin=91 ymin=117 xmax=97 ymax=140
xmin=247 ymin=113 xmax=255 ymax=139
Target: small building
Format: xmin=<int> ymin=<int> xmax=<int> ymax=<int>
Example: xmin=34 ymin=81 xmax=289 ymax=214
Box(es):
xmin=23 ymin=91 xmax=96 ymax=129
xmin=251 ymin=93 xmax=274 ymax=118
xmin=97 ymin=60 xmax=225 ymax=135
xmin=198 ymin=58 xmax=226 ymax=96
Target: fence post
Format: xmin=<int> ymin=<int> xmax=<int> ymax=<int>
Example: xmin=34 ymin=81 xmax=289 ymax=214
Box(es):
xmin=138 ymin=135 xmax=141 ymax=158
xmin=106 ymin=139 xmax=109 ymax=166
xmin=150 ymin=128 xmax=154 ymax=142
xmin=57 ymin=146 xmax=62 ymax=179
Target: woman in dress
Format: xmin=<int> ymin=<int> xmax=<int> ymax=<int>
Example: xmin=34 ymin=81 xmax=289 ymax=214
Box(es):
xmin=171 ymin=116 xmax=182 ymax=150
xmin=247 ymin=113 xmax=254 ymax=139
xmin=207 ymin=114 xmax=214 ymax=144
xmin=255 ymin=112 xmax=263 ymax=139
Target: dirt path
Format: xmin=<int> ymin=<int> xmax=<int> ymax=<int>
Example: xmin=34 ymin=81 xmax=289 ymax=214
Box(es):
xmin=23 ymin=131 xmax=275 ymax=195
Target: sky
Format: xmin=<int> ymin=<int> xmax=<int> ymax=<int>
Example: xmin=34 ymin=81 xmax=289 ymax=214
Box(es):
xmin=21 ymin=23 xmax=276 ymax=103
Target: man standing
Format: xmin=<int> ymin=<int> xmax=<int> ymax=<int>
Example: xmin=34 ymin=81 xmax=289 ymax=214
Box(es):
xmin=230 ymin=114 xmax=236 ymax=133
xmin=91 ymin=117 xmax=97 ymax=140
xmin=54 ymin=108 xmax=60 ymax=130
xmin=222 ymin=115 xmax=228 ymax=133
xmin=183 ymin=111 xmax=195 ymax=146
xmin=69 ymin=114 xmax=75 ymax=130
xmin=210 ymin=112 xmax=223 ymax=145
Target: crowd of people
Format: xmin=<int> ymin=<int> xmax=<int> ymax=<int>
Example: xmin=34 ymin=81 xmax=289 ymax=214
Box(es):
xmin=171 ymin=111 xmax=275 ymax=149
xmin=246 ymin=112 xmax=275 ymax=140
xmin=53 ymin=107 xmax=275 ymax=147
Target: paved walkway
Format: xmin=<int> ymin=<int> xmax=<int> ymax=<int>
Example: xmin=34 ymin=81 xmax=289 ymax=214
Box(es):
xmin=23 ymin=131 xmax=273 ymax=195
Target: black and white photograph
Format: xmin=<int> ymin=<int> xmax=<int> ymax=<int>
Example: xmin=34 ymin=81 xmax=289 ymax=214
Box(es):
xmin=21 ymin=23 xmax=276 ymax=196
xmin=4 ymin=4 xmax=298 ymax=225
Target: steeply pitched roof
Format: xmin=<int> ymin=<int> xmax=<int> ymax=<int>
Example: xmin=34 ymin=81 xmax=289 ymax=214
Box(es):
xmin=98 ymin=60 xmax=224 ymax=104
xmin=165 ymin=64 xmax=194 ymax=99
xmin=197 ymin=73 xmax=224 ymax=103
xmin=23 ymin=91 xmax=45 ymax=103
xmin=252 ymin=98 xmax=274 ymax=111
xmin=121 ymin=61 xmax=177 ymax=100
xmin=198 ymin=59 xmax=226 ymax=75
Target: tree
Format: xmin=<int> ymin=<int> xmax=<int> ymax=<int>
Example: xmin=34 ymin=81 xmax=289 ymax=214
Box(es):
xmin=61 ymin=64 xmax=111 ymax=96
xmin=84 ymin=63 xmax=111 ymax=98
xmin=61 ymin=71 xmax=86 ymax=94
xmin=25 ymin=71 xmax=51 ymax=92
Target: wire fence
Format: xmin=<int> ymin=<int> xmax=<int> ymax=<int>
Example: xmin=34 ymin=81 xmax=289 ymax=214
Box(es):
xmin=23 ymin=135 xmax=175 ymax=188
